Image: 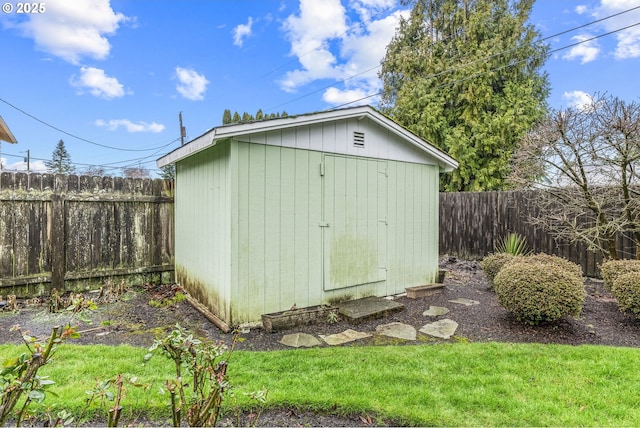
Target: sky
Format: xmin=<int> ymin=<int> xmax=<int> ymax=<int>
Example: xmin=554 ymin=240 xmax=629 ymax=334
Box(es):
xmin=0 ymin=0 xmax=639 ymax=177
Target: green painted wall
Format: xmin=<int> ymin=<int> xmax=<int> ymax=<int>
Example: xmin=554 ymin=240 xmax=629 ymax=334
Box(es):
xmin=176 ymin=139 xmax=440 ymax=325
xmin=230 ymin=141 xmax=323 ymax=323
xmin=175 ymin=141 xmax=232 ymax=321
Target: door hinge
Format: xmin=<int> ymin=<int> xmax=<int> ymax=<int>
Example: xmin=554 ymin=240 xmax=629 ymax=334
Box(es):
xmin=320 ymin=161 xmax=325 ymax=176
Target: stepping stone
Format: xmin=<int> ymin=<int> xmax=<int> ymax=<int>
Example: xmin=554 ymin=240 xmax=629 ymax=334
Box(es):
xmin=376 ymin=322 xmax=417 ymax=341
xmin=423 ymin=306 xmax=450 ymax=317
xmin=405 ymin=284 xmax=445 ymax=298
xmin=319 ymin=329 xmax=372 ymax=346
xmin=448 ymin=298 xmax=480 ymax=306
xmin=279 ymin=333 xmax=322 ymax=348
xmin=335 ymin=297 xmax=404 ymax=324
xmin=419 ymin=319 xmax=458 ymax=339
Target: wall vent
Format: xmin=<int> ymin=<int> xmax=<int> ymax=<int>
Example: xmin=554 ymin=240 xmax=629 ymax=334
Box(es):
xmin=353 ymin=131 xmax=365 ymax=148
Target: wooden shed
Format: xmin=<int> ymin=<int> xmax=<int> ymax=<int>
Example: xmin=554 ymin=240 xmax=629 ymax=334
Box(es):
xmin=157 ymin=106 xmax=457 ymax=326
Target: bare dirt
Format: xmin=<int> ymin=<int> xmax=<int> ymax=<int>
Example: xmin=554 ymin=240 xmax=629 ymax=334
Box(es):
xmin=1 ymin=256 xmax=639 ymax=426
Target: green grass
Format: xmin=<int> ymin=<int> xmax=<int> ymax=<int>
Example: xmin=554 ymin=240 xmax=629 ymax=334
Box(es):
xmin=1 ymin=342 xmax=640 ymax=426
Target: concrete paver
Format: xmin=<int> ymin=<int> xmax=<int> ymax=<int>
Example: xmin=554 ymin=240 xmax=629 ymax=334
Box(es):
xmin=335 ymin=297 xmax=404 ymax=324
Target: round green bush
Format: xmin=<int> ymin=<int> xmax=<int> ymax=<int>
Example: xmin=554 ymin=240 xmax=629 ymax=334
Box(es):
xmin=611 ymin=271 xmax=640 ymax=319
xmin=523 ymin=253 xmax=584 ymax=279
xmin=600 ymin=260 xmax=640 ymax=291
xmin=493 ymin=258 xmax=585 ymax=325
xmin=481 ymin=253 xmax=516 ymax=289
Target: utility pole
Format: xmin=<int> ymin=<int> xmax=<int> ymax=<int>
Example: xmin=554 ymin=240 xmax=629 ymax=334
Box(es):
xmin=179 ymin=112 xmax=186 ymax=146
xmin=24 ymin=149 xmax=30 ymax=173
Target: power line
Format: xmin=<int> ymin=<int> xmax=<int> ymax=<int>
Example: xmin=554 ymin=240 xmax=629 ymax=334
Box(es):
xmin=1 ymin=137 xmax=180 ymax=173
xmin=276 ymin=4 xmax=640 ymax=112
xmin=0 ymin=97 xmax=174 ymax=153
xmin=328 ymin=17 xmax=640 ymax=110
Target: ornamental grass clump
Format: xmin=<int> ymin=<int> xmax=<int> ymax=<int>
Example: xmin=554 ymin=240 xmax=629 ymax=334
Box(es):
xmin=494 ymin=256 xmax=585 ymax=325
xmin=611 ymin=271 xmax=640 ymax=319
xmin=600 ymin=259 xmax=640 ymax=290
xmin=494 ymin=232 xmax=532 ymax=256
xmin=480 ymin=253 xmax=516 ymax=289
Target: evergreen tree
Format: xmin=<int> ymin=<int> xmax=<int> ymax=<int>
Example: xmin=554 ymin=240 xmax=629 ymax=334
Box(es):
xmin=222 ymin=109 xmax=232 ymax=124
xmin=379 ymin=0 xmax=549 ymax=191
xmin=232 ymin=111 xmax=241 ymax=123
xmin=241 ymin=112 xmax=253 ymax=122
xmin=159 ymin=164 xmax=175 ymax=180
xmin=45 ymin=139 xmax=75 ymax=174
xmin=255 ymin=109 xmax=264 ymax=120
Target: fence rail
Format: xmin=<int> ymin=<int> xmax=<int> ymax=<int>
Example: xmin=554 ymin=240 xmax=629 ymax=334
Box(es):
xmin=0 ymin=172 xmax=174 ymax=296
xmin=439 ymin=190 xmax=637 ymax=278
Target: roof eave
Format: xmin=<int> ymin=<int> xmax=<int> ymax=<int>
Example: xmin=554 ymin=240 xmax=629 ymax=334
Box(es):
xmin=0 ymin=116 xmax=17 ymax=144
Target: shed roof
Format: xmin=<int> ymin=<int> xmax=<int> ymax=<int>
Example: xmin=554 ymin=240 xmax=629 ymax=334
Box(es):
xmin=0 ymin=116 xmax=17 ymax=144
xmin=157 ymin=105 xmax=458 ymax=172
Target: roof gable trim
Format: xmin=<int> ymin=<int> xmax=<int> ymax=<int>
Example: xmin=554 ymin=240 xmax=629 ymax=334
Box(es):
xmin=158 ymin=106 xmax=458 ymax=172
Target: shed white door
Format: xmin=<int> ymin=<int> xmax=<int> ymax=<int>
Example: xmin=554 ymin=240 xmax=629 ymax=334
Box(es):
xmin=322 ymin=154 xmax=387 ymax=291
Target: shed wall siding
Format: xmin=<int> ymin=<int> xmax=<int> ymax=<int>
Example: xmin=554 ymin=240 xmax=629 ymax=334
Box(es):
xmin=175 ymin=142 xmax=231 ymax=321
xmin=386 ymin=162 xmax=440 ymax=290
xmin=229 ymin=140 xmax=440 ymax=323
xmin=230 ymin=141 xmax=323 ymax=323
xmin=240 ymin=117 xmax=436 ymax=166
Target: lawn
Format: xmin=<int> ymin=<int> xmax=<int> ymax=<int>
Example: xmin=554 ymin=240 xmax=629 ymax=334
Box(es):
xmin=1 ymin=341 xmax=639 ymax=426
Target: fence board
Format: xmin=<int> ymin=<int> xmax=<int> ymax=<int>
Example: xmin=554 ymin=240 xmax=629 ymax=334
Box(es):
xmin=0 ymin=172 xmax=174 ymax=296
xmin=439 ymin=191 xmax=636 ymax=278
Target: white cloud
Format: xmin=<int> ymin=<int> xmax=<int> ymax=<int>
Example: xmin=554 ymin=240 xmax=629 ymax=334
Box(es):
xmin=563 ymin=90 xmax=593 ymax=110
xmin=175 ymin=67 xmax=209 ymax=101
xmin=323 ymin=86 xmax=370 ymax=105
xmin=348 ymin=0 xmax=397 ymax=21
xmin=575 ymin=5 xmax=588 ymax=14
xmin=0 ymin=158 xmax=48 ymax=173
xmin=14 ymin=0 xmax=129 ymax=64
xmin=95 ymin=119 xmax=165 ymax=133
xmin=586 ymin=1 xmax=640 ymax=59
xmin=279 ymin=0 xmax=348 ymax=91
xmin=233 ymin=17 xmax=254 ymax=47
xmin=70 ymin=66 xmax=126 ymax=99
xmin=279 ymin=0 xmax=406 ymax=107
xmin=562 ymin=34 xmax=600 ymax=63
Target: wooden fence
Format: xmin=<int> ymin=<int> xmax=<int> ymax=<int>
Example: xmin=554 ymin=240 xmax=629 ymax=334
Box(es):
xmin=0 ymin=172 xmax=174 ymax=296
xmin=439 ymin=191 xmax=637 ymax=278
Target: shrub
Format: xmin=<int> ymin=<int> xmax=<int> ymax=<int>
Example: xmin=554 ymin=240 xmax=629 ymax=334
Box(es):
xmin=611 ymin=271 xmax=640 ymax=319
xmin=494 ymin=257 xmax=585 ymax=325
xmin=600 ymin=260 xmax=640 ymax=290
xmin=494 ymin=232 xmax=532 ymax=256
xmin=481 ymin=253 xmax=517 ymax=289
xmin=524 ymin=253 xmax=584 ymax=279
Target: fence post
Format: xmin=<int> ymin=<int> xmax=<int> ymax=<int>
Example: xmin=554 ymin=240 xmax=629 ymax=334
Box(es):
xmin=50 ymin=193 xmax=65 ymax=291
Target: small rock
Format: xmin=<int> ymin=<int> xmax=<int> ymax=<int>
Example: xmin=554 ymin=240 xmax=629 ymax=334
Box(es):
xmin=423 ymin=306 xmax=450 ymax=317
